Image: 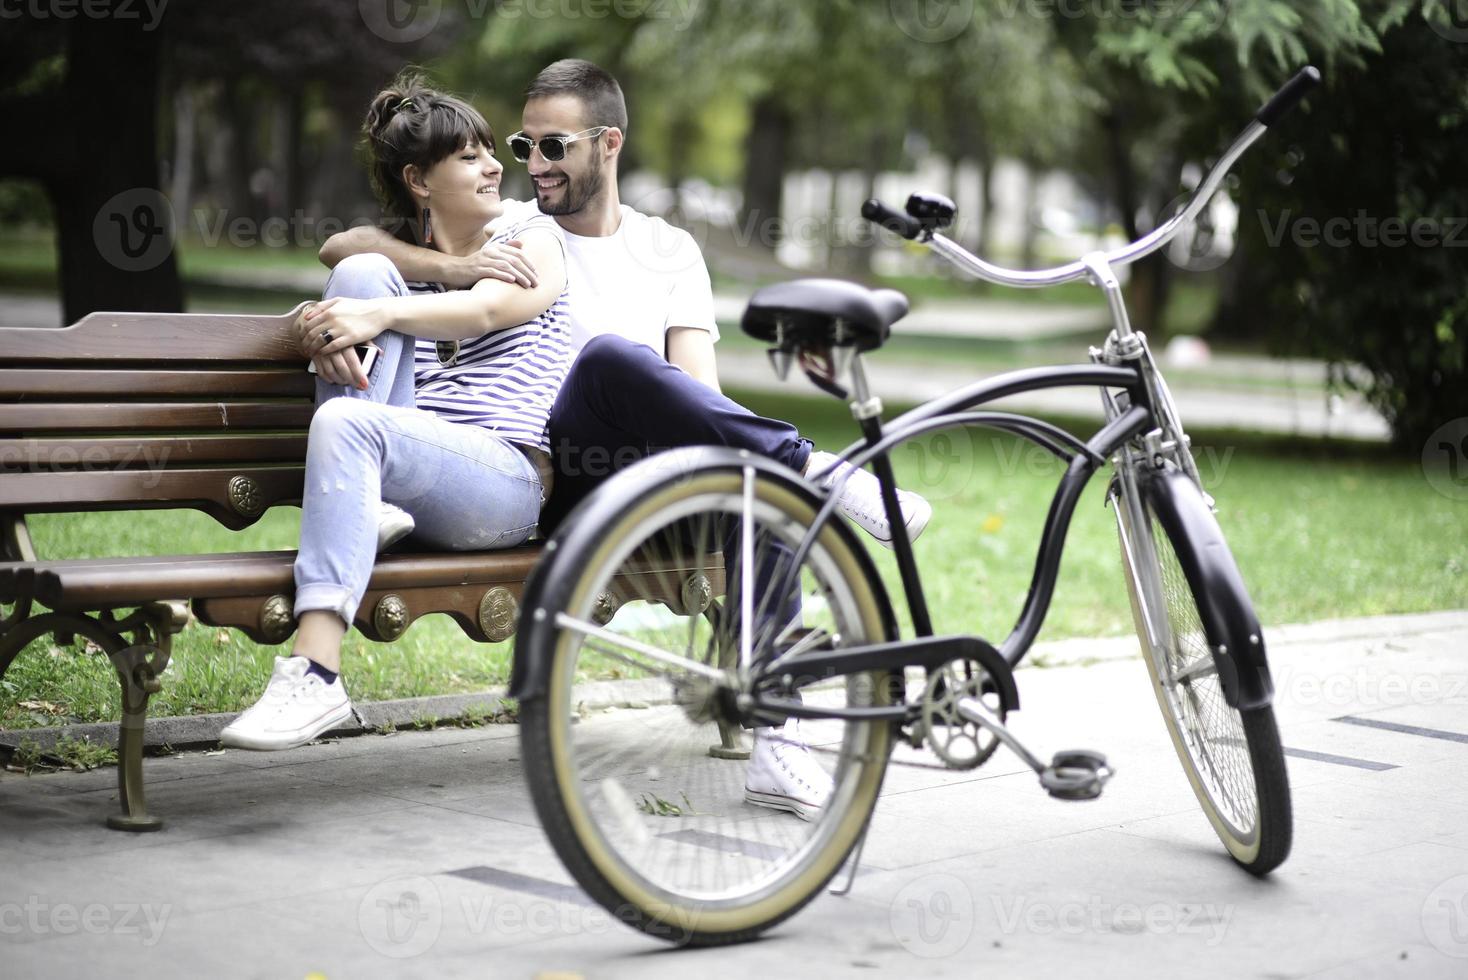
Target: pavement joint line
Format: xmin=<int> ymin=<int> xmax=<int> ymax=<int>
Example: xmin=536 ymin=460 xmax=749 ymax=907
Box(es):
xmin=1280 ymin=746 xmax=1398 ymax=771
xmin=1330 ymin=715 xmax=1468 ymax=744
xmin=446 ymin=865 xmax=595 ymax=907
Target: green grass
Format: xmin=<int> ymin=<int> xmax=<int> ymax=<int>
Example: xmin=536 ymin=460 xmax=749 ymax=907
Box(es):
xmin=737 ymin=389 xmax=1465 ymax=645
xmin=3 ymin=389 xmax=1461 ymax=731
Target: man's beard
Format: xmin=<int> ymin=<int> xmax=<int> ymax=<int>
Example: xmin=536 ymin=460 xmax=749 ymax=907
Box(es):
xmin=537 ymin=152 xmax=605 ymax=216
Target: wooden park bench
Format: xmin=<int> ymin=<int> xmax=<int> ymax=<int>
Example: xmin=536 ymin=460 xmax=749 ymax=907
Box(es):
xmin=0 ymin=306 xmax=726 ymax=832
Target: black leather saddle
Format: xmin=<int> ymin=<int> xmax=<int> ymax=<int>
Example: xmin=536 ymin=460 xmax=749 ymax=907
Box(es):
xmin=741 ymin=278 xmax=910 ymax=352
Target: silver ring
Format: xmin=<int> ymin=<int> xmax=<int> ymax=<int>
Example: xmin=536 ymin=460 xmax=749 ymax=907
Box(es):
xmin=321 ymin=330 xmax=333 ymax=344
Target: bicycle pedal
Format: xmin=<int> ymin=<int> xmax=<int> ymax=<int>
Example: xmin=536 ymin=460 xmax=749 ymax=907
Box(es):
xmin=1040 ymin=749 xmax=1113 ymax=801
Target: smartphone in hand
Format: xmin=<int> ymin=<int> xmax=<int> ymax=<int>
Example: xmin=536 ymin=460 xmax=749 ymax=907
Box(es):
xmin=307 ymin=343 xmax=380 ymax=376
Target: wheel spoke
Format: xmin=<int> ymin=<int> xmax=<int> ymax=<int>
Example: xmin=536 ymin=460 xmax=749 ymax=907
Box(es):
xmin=556 ymin=612 xmax=728 ymax=682
xmin=531 ymin=473 xmax=890 ymax=928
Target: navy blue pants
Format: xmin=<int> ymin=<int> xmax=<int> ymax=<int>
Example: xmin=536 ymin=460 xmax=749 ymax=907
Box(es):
xmin=543 ymin=335 xmax=813 ymax=684
xmin=541 ymin=334 xmax=813 ymax=532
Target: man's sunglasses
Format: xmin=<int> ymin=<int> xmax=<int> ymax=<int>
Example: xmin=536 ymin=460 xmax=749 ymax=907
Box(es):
xmin=506 ymin=127 xmax=609 ymax=163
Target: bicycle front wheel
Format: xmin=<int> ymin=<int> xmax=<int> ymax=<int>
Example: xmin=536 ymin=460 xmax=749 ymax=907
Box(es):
xmin=517 ymin=451 xmax=895 ymax=946
xmin=1114 ymin=463 xmax=1291 ymax=874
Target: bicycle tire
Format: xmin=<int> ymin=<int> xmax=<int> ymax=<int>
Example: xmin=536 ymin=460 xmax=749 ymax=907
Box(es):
xmin=1114 ymin=463 xmax=1292 ymax=875
xmin=517 ymin=451 xmax=895 ymax=945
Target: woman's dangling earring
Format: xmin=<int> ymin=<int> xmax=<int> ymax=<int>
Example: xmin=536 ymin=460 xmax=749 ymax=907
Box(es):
xmin=422 ymin=195 xmax=433 ymax=245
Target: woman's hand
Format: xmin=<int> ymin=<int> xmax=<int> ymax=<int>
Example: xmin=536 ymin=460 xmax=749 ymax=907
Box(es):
xmin=311 ymin=348 xmax=370 ymax=390
xmin=297 ymin=297 xmax=389 ymax=358
xmin=442 ymin=239 xmax=539 ymax=289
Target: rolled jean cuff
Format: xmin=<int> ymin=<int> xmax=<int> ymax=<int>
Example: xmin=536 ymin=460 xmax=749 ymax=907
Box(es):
xmin=294 ymin=583 xmax=359 ymax=629
xmin=791 ymin=438 xmax=815 ymax=475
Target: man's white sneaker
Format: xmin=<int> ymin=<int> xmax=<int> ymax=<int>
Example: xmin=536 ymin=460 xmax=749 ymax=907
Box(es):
xmin=219 ymin=656 xmax=353 ymax=751
xmin=807 ymin=450 xmax=932 ymax=549
xmin=378 ymin=502 xmax=415 ymax=551
xmin=744 ymin=719 xmax=833 ymax=821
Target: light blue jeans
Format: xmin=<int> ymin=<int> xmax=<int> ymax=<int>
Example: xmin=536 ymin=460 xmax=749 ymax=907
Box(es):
xmin=293 ymin=253 xmax=543 ymax=627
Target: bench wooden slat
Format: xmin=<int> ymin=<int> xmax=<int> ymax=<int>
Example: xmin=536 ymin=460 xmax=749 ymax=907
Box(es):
xmin=0 ymin=368 xmax=314 ymax=399
xmin=0 ymin=306 xmax=311 ymax=364
xmin=0 ymin=402 xmax=312 ymax=434
xmin=0 ymin=436 xmax=309 ymax=471
xmin=0 ymin=467 xmax=304 ymax=528
xmin=26 ymin=547 xmax=547 ymax=609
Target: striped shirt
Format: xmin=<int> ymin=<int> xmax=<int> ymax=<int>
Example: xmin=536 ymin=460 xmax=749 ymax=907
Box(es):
xmin=408 ymin=212 xmax=571 ymax=454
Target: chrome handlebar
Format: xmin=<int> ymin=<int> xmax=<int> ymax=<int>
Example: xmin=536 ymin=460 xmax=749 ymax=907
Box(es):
xmin=865 ymin=67 xmax=1320 ymax=290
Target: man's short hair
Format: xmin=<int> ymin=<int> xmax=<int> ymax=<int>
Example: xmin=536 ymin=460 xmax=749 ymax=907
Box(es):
xmin=526 ymin=58 xmax=629 ymax=133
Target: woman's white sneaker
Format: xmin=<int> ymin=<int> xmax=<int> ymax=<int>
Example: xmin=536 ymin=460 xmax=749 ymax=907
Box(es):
xmin=219 ymin=656 xmax=353 ymax=751
xmin=807 ymin=450 xmax=932 ymax=549
xmin=377 ymin=502 xmax=415 ymax=551
xmin=744 ymin=719 xmax=833 ymax=821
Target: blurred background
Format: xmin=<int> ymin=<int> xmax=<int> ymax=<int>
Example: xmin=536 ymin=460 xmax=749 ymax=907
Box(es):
xmin=1 ymin=1 xmax=1465 ymax=731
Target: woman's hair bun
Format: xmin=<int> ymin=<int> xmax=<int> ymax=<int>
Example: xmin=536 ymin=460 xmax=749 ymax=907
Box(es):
xmin=365 ymin=71 xmax=432 ymax=145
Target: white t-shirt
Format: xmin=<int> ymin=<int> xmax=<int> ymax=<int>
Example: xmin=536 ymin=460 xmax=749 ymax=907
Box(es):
xmin=498 ymin=200 xmax=718 ymax=356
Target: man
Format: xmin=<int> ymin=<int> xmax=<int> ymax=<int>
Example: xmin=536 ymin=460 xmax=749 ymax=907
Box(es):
xmin=320 ymin=60 xmax=930 ymax=820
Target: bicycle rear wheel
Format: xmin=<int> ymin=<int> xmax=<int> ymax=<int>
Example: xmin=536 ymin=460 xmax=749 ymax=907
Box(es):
xmin=1114 ymin=463 xmax=1291 ymax=874
xmin=517 ymin=452 xmax=895 ymax=945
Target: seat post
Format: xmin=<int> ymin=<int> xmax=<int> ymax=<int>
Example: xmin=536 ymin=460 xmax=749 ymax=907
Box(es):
xmin=843 ymin=351 xmax=935 ymax=638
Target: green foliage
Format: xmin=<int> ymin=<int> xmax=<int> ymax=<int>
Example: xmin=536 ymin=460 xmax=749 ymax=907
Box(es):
xmin=1237 ymin=15 xmax=1468 ymax=450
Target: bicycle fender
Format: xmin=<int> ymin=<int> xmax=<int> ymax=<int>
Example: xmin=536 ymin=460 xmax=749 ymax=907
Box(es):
xmin=1143 ymin=467 xmax=1274 ymax=710
xmin=510 ymin=447 xmax=900 ymax=703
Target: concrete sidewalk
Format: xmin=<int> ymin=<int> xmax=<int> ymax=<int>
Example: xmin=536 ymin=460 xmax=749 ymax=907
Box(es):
xmin=3 ymin=610 xmax=1467 ymax=978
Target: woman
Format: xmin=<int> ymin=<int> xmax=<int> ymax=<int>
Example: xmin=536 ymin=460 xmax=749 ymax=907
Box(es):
xmin=221 ymin=76 xmax=570 ymax=751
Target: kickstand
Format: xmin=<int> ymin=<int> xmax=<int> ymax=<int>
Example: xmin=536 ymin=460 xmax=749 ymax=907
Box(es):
xmin=828 ymin=822 xmax=871 ymax=897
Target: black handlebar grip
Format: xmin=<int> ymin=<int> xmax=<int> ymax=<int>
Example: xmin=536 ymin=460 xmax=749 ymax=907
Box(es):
xmin=862 ymin=198 xmax=925 ymax=240
xmin=1255 ymin=66 xmax=1321 ymax=127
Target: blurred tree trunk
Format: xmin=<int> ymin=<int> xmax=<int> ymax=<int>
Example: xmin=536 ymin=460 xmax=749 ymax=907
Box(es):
xmin=1019 ymin=155 xmax=1041 ymax=270
xmin=282 ymin=87 xmax=307 ymax=222
xmin=40 ymin=20 xmax=183 ymax=320
xmin=170 ymin=86 xmax=198 ymax=222
xmin=832 ymin=136 xmax=882 ymax=276
xmin=221 ymin=80 xmax=260 ymax=227
xmin=1101 ymin=108 xmax=1172 ymax=336
xmin=975 ymin=139 xmax=996 ymax=258
xmin=665 ymin=111 xmax=697 ymax=225
xmin=740 ymin=95 xmax=790 ymax=251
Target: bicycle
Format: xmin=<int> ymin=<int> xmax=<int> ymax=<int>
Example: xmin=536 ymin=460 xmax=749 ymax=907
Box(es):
xmin=510 ymin=68 xmax=1319 ymax=947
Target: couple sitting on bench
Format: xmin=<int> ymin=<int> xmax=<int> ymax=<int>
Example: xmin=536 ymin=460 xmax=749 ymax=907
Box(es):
xmin=218 ymin=59 xmax=932 ymax=823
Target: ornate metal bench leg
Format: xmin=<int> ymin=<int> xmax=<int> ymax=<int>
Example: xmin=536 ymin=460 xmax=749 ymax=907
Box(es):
xmin=105 ymin=643 xmax=167 ymax=832
xmin=103 ymin=602 xmax=187 ymax=833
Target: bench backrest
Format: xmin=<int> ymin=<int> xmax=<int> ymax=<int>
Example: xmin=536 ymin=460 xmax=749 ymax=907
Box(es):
xmin=0 ymin=306 xmax=313 ymax=530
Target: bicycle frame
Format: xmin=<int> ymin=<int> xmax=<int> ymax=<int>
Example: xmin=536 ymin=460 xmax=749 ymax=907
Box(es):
xmin=747 ymin=71 xmax=1324 ymax=705
xmin=768 ymin=362 xmax=1156 ymax=671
